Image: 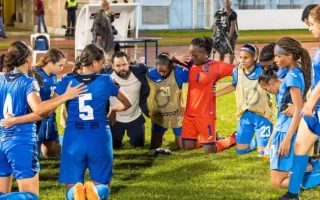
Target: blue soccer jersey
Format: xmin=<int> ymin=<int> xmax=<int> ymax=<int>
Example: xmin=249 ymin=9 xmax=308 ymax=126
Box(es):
xmin=0 ymin=73 xmax=38 ymax=139
xmin=277 ymin=68 xmax=288 ymax=80
xmin=275 ymin=68 xmax=305 ymax=132
xmin=55 ymin=73 xmax=120 ymax=125
xmin=312 ymin=47 xmax=320 ymax=109
xmin=147 ymin=65 xmax=189 ymax=88
xmin=232 ymin=63 xmax=263 ymax=86
xmin=35 ymin=67 xmax=57 ymax=119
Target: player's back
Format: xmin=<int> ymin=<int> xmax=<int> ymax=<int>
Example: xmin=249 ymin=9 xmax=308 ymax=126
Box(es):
xmin=55 ymin=73 xmax=119 ymax=126
xmin=0 ymin=72 xmax=37 ymax=139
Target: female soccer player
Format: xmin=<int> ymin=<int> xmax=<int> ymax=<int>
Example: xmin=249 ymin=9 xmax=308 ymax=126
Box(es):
xmin=278 ymin=6 xmax=320 ymax=200
xmin=216 ymin=44 xmax=273 ymax=155
xmin=55 ymin=44 xmax=131 ymax=200
xmin=0 ymin=41 xmax=85 ymax=200
xmin=258 ymin=36 xmax=311 ymax=188
xmin=181 ymin=36 xmax=236 ymax=153
xmin=34 ymin=48 xmax=66 ymax=157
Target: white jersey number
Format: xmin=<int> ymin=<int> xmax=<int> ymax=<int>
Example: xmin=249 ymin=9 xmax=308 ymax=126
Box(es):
xmin=260 ymin=126 xmax=271 ymax=138
xmin=79 ymin=93 xmax=94 ymax=120
xmin=3 ymin=94 xmax=13 ymax=119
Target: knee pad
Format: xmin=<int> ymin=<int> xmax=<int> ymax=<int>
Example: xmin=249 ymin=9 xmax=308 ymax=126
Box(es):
xmin=95 ymin=184 xmax=110 ymax=200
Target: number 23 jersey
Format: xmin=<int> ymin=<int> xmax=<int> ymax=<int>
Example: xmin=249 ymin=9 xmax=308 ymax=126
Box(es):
xmin=55 ymin=73 xmax=120 ymax=124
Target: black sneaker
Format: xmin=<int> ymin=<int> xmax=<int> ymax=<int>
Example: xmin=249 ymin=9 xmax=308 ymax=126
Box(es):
xmin=277 ymin=193 xmax=301 ymax=200
xmin=2 ymin=36 xmax=8 ymax=39
xmin=152 ymin=148 xmax=172 ymax=156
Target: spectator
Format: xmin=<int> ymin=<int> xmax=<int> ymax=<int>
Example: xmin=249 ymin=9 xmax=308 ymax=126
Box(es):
xmin=36 ymin=0 xmax=48 ymax=33
xmin=0 ymin=0 xmax=7 ymax=38
xmin=92 ymin=0 xmax=115 ymax=56
xmin=65 ymin=0 xmax=78 ymax=37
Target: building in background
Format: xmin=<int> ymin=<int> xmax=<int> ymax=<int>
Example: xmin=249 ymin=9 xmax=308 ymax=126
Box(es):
xmin=1 ymin=0 xmax=320 ymax=35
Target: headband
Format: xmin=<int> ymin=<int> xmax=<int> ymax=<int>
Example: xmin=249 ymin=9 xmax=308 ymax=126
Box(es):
xmin=240 ymin=47 xmax=255 ymax=55
xmin=274 ymin=44 xmax=289 ymax=55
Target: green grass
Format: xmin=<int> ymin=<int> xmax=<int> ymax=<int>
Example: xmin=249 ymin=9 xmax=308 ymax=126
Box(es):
xmin=34 ymin=87 xmax=320 ymax=200
xmin=148 ymin=29 xmax=316 ymax=45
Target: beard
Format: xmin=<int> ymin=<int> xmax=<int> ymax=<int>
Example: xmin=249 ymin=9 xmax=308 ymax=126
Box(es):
xmin=115 ymin=70 xmax=130 ymax=78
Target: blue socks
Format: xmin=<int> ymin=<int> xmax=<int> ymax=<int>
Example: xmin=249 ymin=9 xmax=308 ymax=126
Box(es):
xmin=288 ymin=154 xmax=309 ymax=194
xmin=96 ymin=184 xmax=110 ymax=200
xmin=66 ymin=186 xmax=75 ymax=200
xmin=0 ymin=192 xmax=38 ymax=200
xmin=236 ymin=138 xmax=257 ymax=155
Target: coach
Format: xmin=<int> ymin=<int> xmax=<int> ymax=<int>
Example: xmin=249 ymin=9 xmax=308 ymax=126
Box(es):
xmin=105 ymin=51 xmax=150 ymax=149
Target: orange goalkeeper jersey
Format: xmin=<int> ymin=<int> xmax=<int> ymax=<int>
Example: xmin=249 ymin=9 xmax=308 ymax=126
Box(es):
xmin=185 ymin=60 xmax=235 ymax=119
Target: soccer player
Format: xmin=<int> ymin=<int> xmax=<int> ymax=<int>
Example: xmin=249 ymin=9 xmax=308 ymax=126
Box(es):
xmin=0 ymin=41 xmax=85 ymax=200
xmin=147 ymin=53 xmax=188 ymax=150
xmin=34 ymin=48 xmax=66 ymax=157
xmin=55 ymin=44 xmax=131 ymax=200
xmin=216 ymin=44 xmax=273 ymax=155
xmin=181 ymin=37 xmax=236 ymax=153
xmin=259 ymin=67 xmax=320 ymax=191
xmin=259 ymin=37 xmax=311 ymax=189
xmin=278 ymin=6 xmax=320 ymax=200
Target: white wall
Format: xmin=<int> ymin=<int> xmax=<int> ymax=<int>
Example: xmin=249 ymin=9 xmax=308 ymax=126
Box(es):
xmin=237 ymin=9 xmax=307 ymax=30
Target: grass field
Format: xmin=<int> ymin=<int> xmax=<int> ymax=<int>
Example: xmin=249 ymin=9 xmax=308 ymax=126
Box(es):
xmin=147 ymin=29 xmax=317 ymax=45
xmin=22 ymin=85 xmax=319 ymax=200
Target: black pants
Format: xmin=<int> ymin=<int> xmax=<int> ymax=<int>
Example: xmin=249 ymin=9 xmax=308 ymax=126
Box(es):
xmin=66 ymin=11 xmax=76 ymax=35
xmin=111 ymin=115 xmax=145 ymax=149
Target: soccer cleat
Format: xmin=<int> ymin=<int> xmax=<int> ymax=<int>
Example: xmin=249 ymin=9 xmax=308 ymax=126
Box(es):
xmin=152 ymin=148 xmax=172 ymax=156
xmin=84 ymin=181 xmax=100 ymax=200
xmin=73 ymin=182 xmax=85 ymax=200
xmin=277 ymin=193 xmax=301 ymax=200
xmin=215 ymin=131 xmax=225 ymax=140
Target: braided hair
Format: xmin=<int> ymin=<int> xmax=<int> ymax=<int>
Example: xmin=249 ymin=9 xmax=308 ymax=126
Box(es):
xmin=190 ymin=37 xmax=213 ymax=58
xmin=276 ymin=37 xmax=311 ymax=97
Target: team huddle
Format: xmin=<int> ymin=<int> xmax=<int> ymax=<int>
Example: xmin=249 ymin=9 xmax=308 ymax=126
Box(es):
xmin=0 ymin=4 xmax=319 ymax=200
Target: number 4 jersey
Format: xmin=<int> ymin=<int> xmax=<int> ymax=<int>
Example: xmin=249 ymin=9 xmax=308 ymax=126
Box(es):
xmin=55 ymin=73 xmax=120 ymax=125
xmin=0 ymin=73 xmax=38 ymax=138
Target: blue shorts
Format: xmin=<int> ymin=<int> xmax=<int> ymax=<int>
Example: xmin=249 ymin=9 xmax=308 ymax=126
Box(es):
xmin=152 ymin=123 xmax=182 ymax=136
xmin=37 ymin=118 xmax=59 ymax=144
xmin=303 ymin=109 xmax=320 ymax=136
xmin=58 ymin=122 xmax=113 ymax=184
xmin=0 ymin=137 xmax=39 ymax=179
xmin=236 ymin=111 xmax=273 ymax=147
xmin=270 ymin=131 xmax=297 ymax=172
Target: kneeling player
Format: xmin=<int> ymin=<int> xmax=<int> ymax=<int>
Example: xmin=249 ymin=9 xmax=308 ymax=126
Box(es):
xmin=181 ymin=37 xmax=236 ymax=153
xmin=147 ymin=53 xmax=188 ymax=151
xmin=55 ymin=44 xmax=131 ymax=200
